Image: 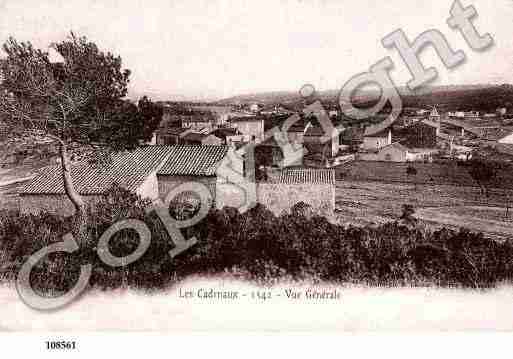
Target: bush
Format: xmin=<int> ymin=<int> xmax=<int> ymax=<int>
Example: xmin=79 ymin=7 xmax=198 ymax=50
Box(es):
xmin=1 ymin=184 xmax=513 ymax=293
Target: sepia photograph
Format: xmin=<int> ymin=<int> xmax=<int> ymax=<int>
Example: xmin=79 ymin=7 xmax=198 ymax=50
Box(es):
xmin=0 ymin=0 xmax=513 ymax=347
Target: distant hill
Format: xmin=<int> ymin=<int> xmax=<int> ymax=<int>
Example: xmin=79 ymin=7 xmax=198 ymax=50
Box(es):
xmin=215 ymin=84 xmax=513 ymax=113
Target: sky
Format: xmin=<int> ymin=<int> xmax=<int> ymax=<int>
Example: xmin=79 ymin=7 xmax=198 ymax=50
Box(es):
xmin=0 ymin=0 xmax=512 ymax=101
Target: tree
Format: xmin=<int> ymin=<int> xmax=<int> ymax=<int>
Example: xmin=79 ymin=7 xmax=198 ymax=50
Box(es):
xmin=467 ymin=158 xmax=499 ymax=199
xmin=406 ymin=164 xmax=418 ymax=190
xmin=137 ymin=96 xmax=164 ymax=143
xmin=400 ymin=204 xmax=417 ymax=225
xmin=0 ymin=33 xmax=142 ymax=244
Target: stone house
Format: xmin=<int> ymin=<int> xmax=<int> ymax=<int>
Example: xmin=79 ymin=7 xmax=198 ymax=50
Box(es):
xmin=19 ymin=146 xmax=174 ymax=216
xmin=229 ymin=116 xmax=265 ymax=143
xmin=19 ymin=145 xmax=242 ymax=216
xmin=156 ymin=127 xmax=192 ymax=145
xmin=156 ymin=145 xmax=242 ymax=205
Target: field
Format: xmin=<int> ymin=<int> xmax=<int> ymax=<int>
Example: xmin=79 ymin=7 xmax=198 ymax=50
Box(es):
xmin=334 ymin=180 xmax=513 ymax=239
xmin=2 ymin=159 xmax=513 ymax=239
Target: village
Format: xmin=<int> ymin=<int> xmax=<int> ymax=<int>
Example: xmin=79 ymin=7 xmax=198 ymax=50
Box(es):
xmin=2 ymin=96 xmax=513 ymax=240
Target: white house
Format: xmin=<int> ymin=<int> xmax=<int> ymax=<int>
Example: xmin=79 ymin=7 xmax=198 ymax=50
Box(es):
xmin=362 ymin=128 xmax=392 ymax=151
xmin=229 ymin=116 xmax=265 ymax=143
xmin=358 ymin=142 xmax=438 ymax=162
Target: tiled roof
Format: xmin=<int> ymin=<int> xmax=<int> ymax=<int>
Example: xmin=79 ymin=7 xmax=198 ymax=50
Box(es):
xmin=278 ymin=168 xmax=335 ymax=185
xmin=20 ymin=146 xmax=173 ymax=195
xmin=157 ymin=145 xmax=228 ymax=176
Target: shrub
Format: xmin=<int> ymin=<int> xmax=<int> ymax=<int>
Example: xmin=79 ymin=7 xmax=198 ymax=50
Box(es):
xmin=1 ymin=184 xmax=513 ymax=292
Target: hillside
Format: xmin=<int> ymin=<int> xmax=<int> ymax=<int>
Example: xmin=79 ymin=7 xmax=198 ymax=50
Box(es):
xmin=215 ymin=84 xmax=513 ymax=113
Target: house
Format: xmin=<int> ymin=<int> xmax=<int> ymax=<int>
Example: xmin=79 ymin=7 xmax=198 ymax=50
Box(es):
xmin=400 ymin=116 xmax=423 ymax=127
xmin=157 ymin=145 xmax=242 ymax=206
xmin=156 ymin=127 xmax=192 ymax=145
xmin=464 ymin=111 xmax=480 ymax=119
xmin=229 ymin=116 xmax=265 ymax=143
xmin=303 ymin=124 xmax=340 ymax=157
xmin=181 ymin=114 xmax=216 ymax=131
xmin=376 ymin=142 xmax=412 ymax=162
xmin=211 ymin=128 xmax=243 ymax=145
xmin=19 ymin=146 xmax=174 ymax=216
xmin=249 ymin=103 xmax=263 ymax=113
xmin=416 ymin=109 xmax=430 ymax=116
xmin=180 ymin=132 xmax=223 ymax=146
xmin=358 ymin=142 xmax=438 ymax=162
xmin=428 ymin=106 xmax=441 ymax=122
xmin=256 ymin=168 xmax=335 ymax=216
xmin=362 ymin=127 xmax=392 ymax=151
xmin=19 ymin=145 xmax=242 ymax=216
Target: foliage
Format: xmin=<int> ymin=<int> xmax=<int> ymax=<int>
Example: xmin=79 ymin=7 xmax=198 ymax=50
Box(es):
xmin=1 ymin=186 xmax=513 ymax=293
xmin=467 ymin=158 xmax=502 ymax=197
xmin=0 ymin=33 xmax=129 ymax=145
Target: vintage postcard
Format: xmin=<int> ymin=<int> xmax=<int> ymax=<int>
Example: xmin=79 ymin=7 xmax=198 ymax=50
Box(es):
xmin=0 ymin=0 xmax=513 ymax=344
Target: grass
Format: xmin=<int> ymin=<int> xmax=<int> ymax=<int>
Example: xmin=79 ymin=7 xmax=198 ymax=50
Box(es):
xmin=335 ymin=180 xmax=513 ymax=239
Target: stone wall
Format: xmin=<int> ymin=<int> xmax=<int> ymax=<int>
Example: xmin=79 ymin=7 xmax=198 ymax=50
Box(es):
xmin=215 ymin=181 xmax=336 ymax=216
xmin=256 ymin=183 xmax=335 ymax=217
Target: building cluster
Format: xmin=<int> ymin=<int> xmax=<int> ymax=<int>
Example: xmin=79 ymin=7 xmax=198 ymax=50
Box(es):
xmin=341 ymin=106 xmax=513 ymax=163
xmin=16 ymin=99 xmax=513 ymax=217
